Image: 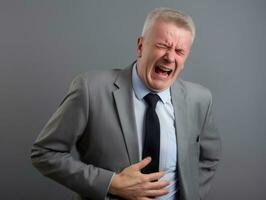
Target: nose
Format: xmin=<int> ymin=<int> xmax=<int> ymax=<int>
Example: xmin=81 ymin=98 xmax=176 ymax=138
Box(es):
xmin=163 ymin=49 xmax=175 ymax=63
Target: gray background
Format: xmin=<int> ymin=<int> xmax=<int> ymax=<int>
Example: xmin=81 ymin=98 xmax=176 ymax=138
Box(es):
xmin=1 ymin=0 xmax=265 ymax=199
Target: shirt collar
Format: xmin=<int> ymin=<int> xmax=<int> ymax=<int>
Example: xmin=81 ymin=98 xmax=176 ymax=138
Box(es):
xmin=132 ymin=64 xmax=171 ymax=104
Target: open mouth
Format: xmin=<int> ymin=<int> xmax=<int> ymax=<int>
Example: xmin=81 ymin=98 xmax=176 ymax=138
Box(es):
xmin=155 ymin=65 xmax=173 ymax=76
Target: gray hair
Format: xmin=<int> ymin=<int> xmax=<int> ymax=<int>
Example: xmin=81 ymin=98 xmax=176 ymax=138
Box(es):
xmin=141 ymin=7 xmax=196 ymax=42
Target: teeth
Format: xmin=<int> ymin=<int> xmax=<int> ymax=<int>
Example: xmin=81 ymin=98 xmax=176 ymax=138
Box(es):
xmin=157 ymin=65 xmax=172 ymax=72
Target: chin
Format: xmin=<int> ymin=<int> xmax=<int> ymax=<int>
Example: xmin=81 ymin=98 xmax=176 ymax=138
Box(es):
xmin=155 ymin=81 xmax=172 ymax=91
xmin=149 ymin=84 xmax=169 ymax=92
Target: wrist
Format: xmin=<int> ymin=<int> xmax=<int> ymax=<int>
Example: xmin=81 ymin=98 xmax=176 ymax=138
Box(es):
xmin=108 ymin=173 xmax=120 ymax=195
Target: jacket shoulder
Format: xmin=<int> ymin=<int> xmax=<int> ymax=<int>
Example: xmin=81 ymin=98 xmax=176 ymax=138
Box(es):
xmin=69 ymin=68 xmax=124 ymax=91
xmin=177 ymin=79 xmax=212 ymax=102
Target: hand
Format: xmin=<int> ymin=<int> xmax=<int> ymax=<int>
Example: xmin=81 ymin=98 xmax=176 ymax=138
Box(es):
xmin=109 ymin=157 xmax=169 ymax=200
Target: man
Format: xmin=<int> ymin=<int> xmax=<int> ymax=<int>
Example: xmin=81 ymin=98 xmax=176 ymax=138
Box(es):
xmin=31 ymin=7 xmax=221 ymax=200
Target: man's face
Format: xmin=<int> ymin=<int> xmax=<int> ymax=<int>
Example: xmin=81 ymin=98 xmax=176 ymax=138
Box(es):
xmin=136 ymin=21 xmax=193 ymax=92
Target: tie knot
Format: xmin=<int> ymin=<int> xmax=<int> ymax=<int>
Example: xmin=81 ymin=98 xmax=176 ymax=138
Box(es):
xmin=144 ymin=93 xmax=160 ymax=108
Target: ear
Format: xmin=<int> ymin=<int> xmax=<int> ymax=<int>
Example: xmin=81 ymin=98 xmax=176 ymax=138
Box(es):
xmin=136 ymin=37 xmax=144 ymax=58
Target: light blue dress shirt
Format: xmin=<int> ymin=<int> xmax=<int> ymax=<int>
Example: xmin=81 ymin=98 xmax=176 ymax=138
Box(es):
xmin=132 ymin=64 xmax=177 ymax=200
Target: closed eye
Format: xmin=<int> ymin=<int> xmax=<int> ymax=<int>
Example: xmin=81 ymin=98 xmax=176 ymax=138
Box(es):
xmin=175 ymin=49 xmax=185 ymax=55
xmin=156 ymin=43 xmax=169 ymax=49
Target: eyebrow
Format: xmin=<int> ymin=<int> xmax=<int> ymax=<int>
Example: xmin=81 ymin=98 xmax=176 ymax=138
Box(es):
xmin=156 ymin=42 xmax=171 ymax=48
xmin=156 ymin=42 xmax=186 ymax=52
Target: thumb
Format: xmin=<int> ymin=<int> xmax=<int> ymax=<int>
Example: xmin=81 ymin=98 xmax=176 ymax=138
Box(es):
xmin=131 ymin=157 xmax=152 ymax=171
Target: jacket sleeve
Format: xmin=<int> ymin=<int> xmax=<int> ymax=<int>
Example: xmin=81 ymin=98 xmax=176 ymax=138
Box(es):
xmin=31 ymin=74 xmax=114 ymax=199
xmin=199 ymin=91 xmax=222 ymax=200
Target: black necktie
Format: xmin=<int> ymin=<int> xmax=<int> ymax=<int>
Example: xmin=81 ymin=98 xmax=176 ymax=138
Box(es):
xmin=142 ymin=93 xmax=160 ymax=174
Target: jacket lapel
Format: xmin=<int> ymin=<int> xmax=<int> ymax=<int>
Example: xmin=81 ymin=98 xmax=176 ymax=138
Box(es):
xmin=113 ymin=65 xmax=139 ymax=164
xmin=170 ymin=79 xmax=187 ymax=166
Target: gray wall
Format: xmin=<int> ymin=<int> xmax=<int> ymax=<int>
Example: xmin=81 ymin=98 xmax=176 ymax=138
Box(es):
xmin=1 ymin=0 xmax=265 ymax=199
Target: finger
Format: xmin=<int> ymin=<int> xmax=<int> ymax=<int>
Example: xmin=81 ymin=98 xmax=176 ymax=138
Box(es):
xmin=144 ymin=180 xmax=170 ymax=190
xmin=131 ymin=157 xmax=152 ymax=171
xmin=144 ymin=171 xmax=166 ymax=182
xmin=144 ymin=188 xmax=169 ymax=197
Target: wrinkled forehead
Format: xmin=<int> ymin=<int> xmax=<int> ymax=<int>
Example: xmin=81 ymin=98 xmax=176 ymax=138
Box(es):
xmin=145 ymin=19 xmax=193 ymax=39
xmin=145 ymin=21 xmax=193 ymax=44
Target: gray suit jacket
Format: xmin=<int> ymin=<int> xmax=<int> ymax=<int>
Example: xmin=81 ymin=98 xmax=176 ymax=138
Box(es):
xmin=31 ymin=64 xmax=221 ymax=200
